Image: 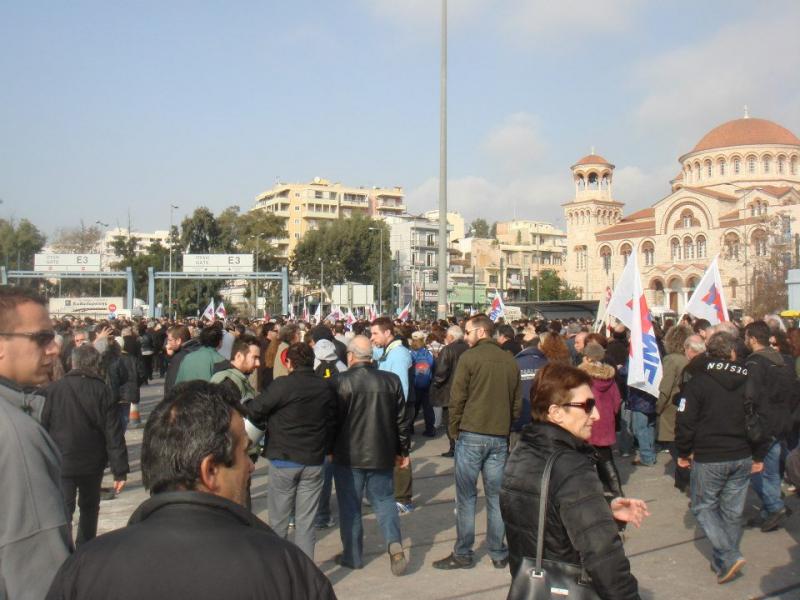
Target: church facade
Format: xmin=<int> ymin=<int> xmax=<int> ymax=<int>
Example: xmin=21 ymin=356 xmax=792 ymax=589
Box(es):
xmin=564 ymin=114 xmax=800 ymax=314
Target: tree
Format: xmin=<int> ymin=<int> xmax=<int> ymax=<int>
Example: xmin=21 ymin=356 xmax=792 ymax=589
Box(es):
xmin=181 ymin=207 xmax=221 ymax=254
xmin=533 ymin=269 xmax=579 ymax=301
xmin=50 ymin=221 xmax=103 ymax=253
xmin=469 ymin=218 xmax=490 ymax=238
xmin=747 ymin=214 xmax=793 ymax=316
xmin=291 ymin=215 xmax=390 ymax=303
xmin=0 ymin=218 xmax=46 ymax=271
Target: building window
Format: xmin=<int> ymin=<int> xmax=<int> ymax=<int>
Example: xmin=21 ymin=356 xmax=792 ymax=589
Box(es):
xmin=753 ymin=232 xmax=768 ymax=257
xmin=763 ymin=156 xmax=772 ymax=173
xmin=792 ymin=156 xmax=798 ymax=175
xmin=426 ymin=233 xmax=435 ymax=246
xmin=671 ymin=239 xmax=681 ymax=261
xmin=294 ymin=219 xmax=299 ymax=225
xmin=294 ymin=205 xmax=300 ymax=211
xmin=778 ymin=156 xmax=786 ymax=174
xmin=705 ymin=160 xmax=712 ymax=178
xmin=683 ymin=236 xmax=695 ymax=259
xmin=642 ymin=242 xmax=655 ymax=266
xmin=730 ymin=279 xmax=738 ymax=299
xmin=620 ymin=244 xmax=632 ymax=265
xmin=696 ymin=235 xmax=707 ymax=258
xmin=294 ymin=233 xmax=300 ymax=239
xmin=734 ymin=158 xmax=741 ymax=174
xmin=718 ymin=159 xmax=726 ymax=176
xmin=725 ymin=233 xmax=740 ymax=260
xmin=426 ymin=253 xmax=434 ymax=267
xmin=748 ymin=156 xmax=757 ymax=174
xmin=600 ymin=246 xmax=611 ymax=272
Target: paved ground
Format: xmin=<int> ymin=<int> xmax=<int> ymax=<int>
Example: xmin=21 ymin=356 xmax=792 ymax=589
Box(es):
xmin=92 ymin=380 xmax=800 ymax=599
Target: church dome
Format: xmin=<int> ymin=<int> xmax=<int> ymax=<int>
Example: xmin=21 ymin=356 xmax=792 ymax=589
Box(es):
xmin=573 ymin=153 xmax=613 ymax=168
xmin=691 ymin=117 xmax=800 ymax=153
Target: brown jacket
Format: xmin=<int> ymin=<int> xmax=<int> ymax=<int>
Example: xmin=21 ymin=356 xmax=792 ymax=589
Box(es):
xmin=657 ymin=352 xmax=688 ymax=442
xmin=448 ymin=338 xmax=521 ymax=439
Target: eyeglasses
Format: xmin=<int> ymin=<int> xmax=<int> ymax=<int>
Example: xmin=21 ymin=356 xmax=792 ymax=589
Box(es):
xmin=465 ymin=327 xmax=481 ymax=335
xmin=0 ymin=330 xmax=56 ymax=348
xmin=563 ymin=398 xmax=596 ymax=414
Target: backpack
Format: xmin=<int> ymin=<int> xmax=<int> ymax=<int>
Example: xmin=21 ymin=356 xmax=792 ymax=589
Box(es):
xmin=411 ymin=348 xmax=434 ymax=389
xmin=315 ymin=359 xmax=339 ymax=380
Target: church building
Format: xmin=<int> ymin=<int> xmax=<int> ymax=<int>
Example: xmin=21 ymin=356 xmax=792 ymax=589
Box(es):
xmin=564 ymin=112 xmax=800 ymax=313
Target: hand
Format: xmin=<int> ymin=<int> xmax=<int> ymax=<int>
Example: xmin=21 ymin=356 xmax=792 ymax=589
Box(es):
xmin=610 ymin=497 xmax=650 ymax=528
xmin=677 ymin=457 xmax=691 ymax=469
xmin=395 ymin=455 xmax=410 ymax=469
xmin=751 ymin=461 xmax=764 ymax=474
xmin=113 ymin=479 xmax=127 ymax=494
xmin=95 ymin=326 xmax=112 ymax=340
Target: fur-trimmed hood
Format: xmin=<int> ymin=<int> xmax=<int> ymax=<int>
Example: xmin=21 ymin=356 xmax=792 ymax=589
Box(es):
xmin=578 ymin=360 xmax=615 ymax=381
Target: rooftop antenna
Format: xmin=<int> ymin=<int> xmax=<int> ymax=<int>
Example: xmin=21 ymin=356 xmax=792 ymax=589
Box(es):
xmin=743 ymin=105 xmax=750 ymax=119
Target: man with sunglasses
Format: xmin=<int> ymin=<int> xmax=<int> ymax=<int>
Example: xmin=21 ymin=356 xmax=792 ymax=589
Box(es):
xmin=433 ymin=313 xmax=521 ymax=570
xmin=0 ymin=286 xmax=72 ymax=599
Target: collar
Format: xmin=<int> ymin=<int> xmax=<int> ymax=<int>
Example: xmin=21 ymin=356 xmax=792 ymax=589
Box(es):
xmin=0 ymin=375 xmax=43 ymax=395
xmin=129 ymin=491 xmax=274 ymax=533
xmin=522 ymin=420 xmax=596 ymax=457
xmin=379 ymin=338 xmax=404 ymax=361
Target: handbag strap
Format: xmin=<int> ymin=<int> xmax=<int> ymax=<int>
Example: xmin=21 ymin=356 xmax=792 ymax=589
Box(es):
xmin=534 ymin=448 xmax=566 ymax=574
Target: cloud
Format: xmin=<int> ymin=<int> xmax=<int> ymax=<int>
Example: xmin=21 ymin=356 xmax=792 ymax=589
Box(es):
xmin=612 ymin=164 xmax=677 ymax=213
xmin=483 ymin=112 xmax=546 ymax=176
xmin=632 ymin=9 xmax=800 ymax=146
xmin=358 ymin=0 xmax=490 ymax=30
xmin=496 ymin=0 xmax=640 ymax=38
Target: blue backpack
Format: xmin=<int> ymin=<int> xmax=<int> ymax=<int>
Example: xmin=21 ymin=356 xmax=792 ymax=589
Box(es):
xmin=411 ymin=348 xmax=434 ymax=389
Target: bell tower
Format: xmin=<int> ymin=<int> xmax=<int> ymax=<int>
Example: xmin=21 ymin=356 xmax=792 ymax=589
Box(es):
xmin=564 ymin=152 xmax=624 ymax=299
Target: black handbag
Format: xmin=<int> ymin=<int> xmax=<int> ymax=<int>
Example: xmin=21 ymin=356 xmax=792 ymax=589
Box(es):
xmin=506 ymin=449 xmax=601 ymax=600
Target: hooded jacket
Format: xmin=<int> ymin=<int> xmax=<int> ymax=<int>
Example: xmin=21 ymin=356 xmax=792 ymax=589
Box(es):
xmin=676 ymin=356 xmax=764 ymax=462
xmin=745 ymin=346 xmax=799 ymax=440
xmin=313 ymin=339 xmax=347 ymax=375
xmin=45 ymin=492 xmax=336 ymax=600
xmin=501 ymin=421 xmax=639 ymax=599
xmin=580 ymin=361 xmax=621 ymax=447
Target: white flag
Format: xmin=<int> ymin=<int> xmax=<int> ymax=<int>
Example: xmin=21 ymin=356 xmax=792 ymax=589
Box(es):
xmin=684 ymin=256 xmax=729 ymax=325
xmin=215 ymin=301 xmax=227 ymax=320
xmin=201 ymin=299 xmax=215 ymax=321
xmin=627 ymin=250 xmax=663 ymax=397
xmin=605 ymin=257 xmax=638 ymax=329
xmin=313 ymin=303 xmax=321 ymax=323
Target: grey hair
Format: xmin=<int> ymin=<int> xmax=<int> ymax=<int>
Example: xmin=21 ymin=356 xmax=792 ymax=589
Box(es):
xmin=706 ymin=331 xmax=736 ymax=360
xmin=347 ymin=335 xmax=374 ymax=361
xmin=684 ymin=335 xmax=706 ymax=355
xmin=71 ymin=344 xmax=101 ymax=376
xmin=712 ymin=321 xmax=739 ymax=338
xmin=447 ymin=325 xmax=464 ymax=341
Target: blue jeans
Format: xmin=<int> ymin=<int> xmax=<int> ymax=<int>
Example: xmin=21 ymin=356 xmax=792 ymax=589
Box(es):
xmin=333 ymin=465 xmax=401 ymax=568
xmin=751 ymin=440 xmax=785 ymax=516
xmin=631 ymin=412 xmax=656 ymax=465
xmin=454 ymin=431 xmax=508 ymax=561
xmin=617 ymin=407 xmax=634 ymax=455
xmin=314 ymin=457 xmax=334 ymax=526
xmin=690 ymin=457 xmax=751 ymax=575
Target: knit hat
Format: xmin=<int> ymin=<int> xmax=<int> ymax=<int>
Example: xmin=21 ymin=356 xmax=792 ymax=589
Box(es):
xmin=583 ymin=341 xmax=605 ymax=362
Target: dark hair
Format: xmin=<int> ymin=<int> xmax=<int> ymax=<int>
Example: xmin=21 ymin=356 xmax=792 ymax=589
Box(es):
xmin=706 ymin=331 xmax=736 ymax=360
xmin=71 ymin=344 xmax=101 ymax=376
xmin=168 ymin=324 xmax=191 ymax=343
xmin=122 ymin=335 xmax=139 ymax=355
xmin=664 ymin=324 xmax=693 ymax=355
xmin=585 ymin=332 xmax=607 ymax=348
xmin=530 ymin=363 xmax=592 ymax=422
xmin=199 ymin=324 xmax=224 ymax=348
xmin=310 ymin=325 xmax=334 ymax=343
xmin=467 ymin=314 xmax=494 ymax=337
xmin=231 ymin=334 xmax=259 ymax=361
xmin=371 ymin=317 xmax=394 ymax=333
xmin=539 ymin=332 xmax=571 ymax=364
xmin=278 ymin=323 xmax=300 ymax=344
xmin=141 ymin=381 xmax=243 ymax=494
xmin=693 ymin=318 xmax=711 ymax=334
xmin=744 ymin=321 xmax=770 ymax=346
xmin=0 ymin=286 xmax=47 ymax=332
xmin=770 ymin=329 xmax=792 ymax=355
xmin=497 ymin=324 xmax=515 ymax=340
xmin=286 ymin=341 xmax=314 ymax=368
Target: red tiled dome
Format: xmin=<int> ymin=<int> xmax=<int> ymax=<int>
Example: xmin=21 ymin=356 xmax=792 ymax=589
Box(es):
xmin=573 ymin=154 xmax=613 ymax=167
xmin=691 ymin=118 xmax=800 ymax=153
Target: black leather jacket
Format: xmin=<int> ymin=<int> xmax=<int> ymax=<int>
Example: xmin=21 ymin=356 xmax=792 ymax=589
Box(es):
xmin=430 ymin=339 xmax=468 ymax=408
xmin=333 ymin=362 xmax=410 ymax=469
xmin=501 ymin=421 xmax=639 ymax=600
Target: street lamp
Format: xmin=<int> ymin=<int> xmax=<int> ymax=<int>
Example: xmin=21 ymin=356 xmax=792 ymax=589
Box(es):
xmin=168 ymin=204 xmax=179 ymax=319
xmin=95 ymin=221 xmax=108 ymax=296
xmin=369 ymin=226 xmax=384 ymax=315
xmin=319 ymin=257 xmax=324 ymax=312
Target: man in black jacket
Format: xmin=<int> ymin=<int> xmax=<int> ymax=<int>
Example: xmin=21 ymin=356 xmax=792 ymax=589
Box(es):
xmin=332 ymin=335 xmax=409 ymax=576
xmin=676 ymin=331 xmax=766 ymax=584
xmin=46 ymin=380 xmax=336 ymax=600
xmin=163 ymin=324 xmax=198 ymax=395
xmin=430 ymin=325 xmax=468 ymax=457
xmin=744 ymin=320 xmax=796 ymax=532
xmin=43 ymin=344 xmax=129 ymax=545
xmin=246 ymin=342 xmax=336 ymax=559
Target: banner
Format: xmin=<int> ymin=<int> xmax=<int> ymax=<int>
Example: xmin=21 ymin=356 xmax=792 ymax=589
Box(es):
xmin=684 ymin=256 xmax=729 ymax=325
xmin=488 ymin=289 xmax=505 ymax=322
xmin=201 ymin=299 xmax=215 ymax=321
xmin=626 ymin=250 xmax=663 ymax=397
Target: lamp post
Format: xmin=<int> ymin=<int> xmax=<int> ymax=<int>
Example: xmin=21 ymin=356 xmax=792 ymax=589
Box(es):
xmin=168 ymin=204 xmax=178 ymax=319
xmin=95 ymin=221 xmax=108 ymax=296
xmin=436 ymin=0 xmax=448 ymax=319
xmin=319 ymin=257 xmax=324 ymax=313
xmin=369 ymin=226 xmax=384 ymax=315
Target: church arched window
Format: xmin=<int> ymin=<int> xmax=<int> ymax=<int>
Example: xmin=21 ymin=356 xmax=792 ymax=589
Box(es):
xmin=763 ymin=155 xmax=772 ymax=174
xmin=718 ymin=158 xmax=726 ymax=176
xmin=747 ymin=155 xmax=757 ymax=174
xmin=724 ymin=233 xmax=740 ymax=260
xmin=778 ymin=155 xmax=786 ymax=174
xmin=729 ymin=278 xmax=738 ymax=299
xmin=683 ymin=236 xmax=695 ymax=259
xmin=733 ymin=157 xmax=741 ymax=174
xmin=620 ymin=243 xmax=632 ymax=266
xmin=671 ymin=238 xmax=681 ymax=261
xmin=600 ymin=245 xmax=612 ymax=272
xmin=705 ymin=160 xmax=712 ymax=178
xmin=642 ymin=241 xmax=655 ymax=266
xmin=696 ymin=235 xmax=707 ymax=258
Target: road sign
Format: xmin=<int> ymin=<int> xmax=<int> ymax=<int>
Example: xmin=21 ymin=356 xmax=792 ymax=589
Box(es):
xmin=108 ymin=303 xmax=117 ymax=312
xmin=34 ymin=254 xmax=101 ymax=273
xmin=182 ymin=254 xmax=254 ymax=273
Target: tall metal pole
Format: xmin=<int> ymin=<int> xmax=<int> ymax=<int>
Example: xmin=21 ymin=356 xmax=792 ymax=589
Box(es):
xmin=254 ymin=237 xmax=260 ymax=318
xmin=319 ymin=257 xmax=324 ymax=311
xmin=436 ymin=0 xmax=448 ymax=320
xmin=168 ymin=204 xmax=178 ymax=319
xmin=379 ymin=227 xmax=384 ymax=315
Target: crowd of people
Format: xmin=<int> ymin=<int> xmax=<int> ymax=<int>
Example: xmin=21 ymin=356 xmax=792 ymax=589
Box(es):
xmin=2 ymin=282 xmax=799 ymax=599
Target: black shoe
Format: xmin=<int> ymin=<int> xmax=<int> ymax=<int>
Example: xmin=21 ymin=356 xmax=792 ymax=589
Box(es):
xmin=492 ymin=558 xmax=509 ymax=569
xmin=761 ymin=507 xmax=789 ymax=532
xmin=422 ymin=430 xmax=436 ymax=437
xmin=334 ymin=554 xmax=363 ymax=570
xmin=745 ymin=515 xmax=764 ymax=529
xmin=440 ymin=450 xmax=455 ymax=458
xmin=432 ymin=553 xmax=474 ymax=570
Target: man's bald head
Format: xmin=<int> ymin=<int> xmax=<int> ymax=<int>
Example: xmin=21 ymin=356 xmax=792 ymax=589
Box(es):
xmin=347 ymin=335 xmax=373 ymax=366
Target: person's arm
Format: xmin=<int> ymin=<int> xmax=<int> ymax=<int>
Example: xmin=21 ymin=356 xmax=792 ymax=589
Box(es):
xmin=102 ymin=383 xmax=129 ymax=485
xmin=431 ymin=346 xmax=452 ymax=389
xmin=448 ymin=357 xmax=470 ymax=440
xmin=394 ymin=377 xmax=411 ymax=459
xmin=510 ymin=363 xmax=522 ymax=422
xmin=324 ymin=383 xmax=338 ymax=455
xmin=675 ymin=381 xmax=700 ymax=462
xmin=557 ymin=473 xmax=640 ymax=599
xmin=656 ymin=356 xmax=676 ymax=415
xmin=247 ymin=380 xmax=283 ymax=426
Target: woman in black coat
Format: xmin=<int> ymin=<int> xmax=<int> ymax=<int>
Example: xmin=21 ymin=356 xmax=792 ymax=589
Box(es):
xmin=500 ymin=363 xmax=649 ymax=600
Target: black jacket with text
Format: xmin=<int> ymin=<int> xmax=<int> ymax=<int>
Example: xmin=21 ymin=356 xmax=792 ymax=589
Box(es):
xmin=333 ymin=362 xmax=409 ymax=469
xmin=501 ymin=421 xmax=639 ymax=600
xmin=45 ymin=491 xmax=336 ymax=600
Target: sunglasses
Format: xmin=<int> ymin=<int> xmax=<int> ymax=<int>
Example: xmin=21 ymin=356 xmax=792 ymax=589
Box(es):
xmin=563 ymin=398 xmax=596 ymax=414
xmin=0 ymin=330 xmax=57 ymax=348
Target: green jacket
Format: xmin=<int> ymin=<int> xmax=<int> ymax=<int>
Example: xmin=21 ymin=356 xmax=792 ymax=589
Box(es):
xmin=657 ymin=352 xmax=688 ymax=442
xmin=448 ymin=338 xmax=521 ymax=439
xmin=175 ymin=346 xmax=228 ymax=385
xmin=210 ymin=367 xmax=256 ymax=403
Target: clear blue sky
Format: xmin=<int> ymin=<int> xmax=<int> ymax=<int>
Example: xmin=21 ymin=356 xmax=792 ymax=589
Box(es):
xmin=2 ymin=0 xmax=798 ymax=237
